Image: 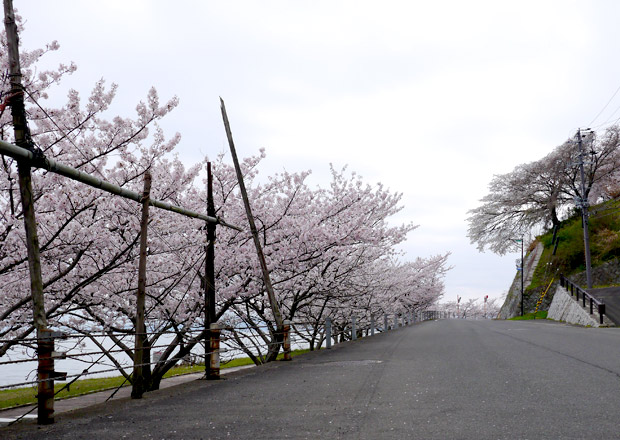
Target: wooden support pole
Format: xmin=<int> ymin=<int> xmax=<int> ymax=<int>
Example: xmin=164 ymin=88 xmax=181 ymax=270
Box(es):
xmin=4 ymin=0 xmax=50 ymax=424
xmin=0 ymin=140 xmax=241 ymax=230
xmin=36 ymin=330 xmax=67 ymax=424
xmin=282 ymin=320 xmax=292 ymax=361
xmin=132 ymin=171 xmax=151 ymax=399
xmin=325 ymin=317 xmax=332 ymax=349
xmin=206 ymin=162 xmax=216 ymax=325
xmin=205 ymin=163 xmax=216 ymax=375
xmin=37 ymin=330 xmax=54 ymax=424
xmin=208 ymin=323 xmax=221 ymax=380
xmin=3 ymin=0 xmax=46 ymax=332
xmin=219 ymin=98 xmax=285 ymax=359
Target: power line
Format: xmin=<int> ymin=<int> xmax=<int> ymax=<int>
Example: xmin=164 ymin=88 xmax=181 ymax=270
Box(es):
xmin=590 ymin=107 xmax=620 ymax=131
xmin=589 ymin=83 xmax=620 ymax=127
xmin=589 ymin=207 xmax=620 ymax=221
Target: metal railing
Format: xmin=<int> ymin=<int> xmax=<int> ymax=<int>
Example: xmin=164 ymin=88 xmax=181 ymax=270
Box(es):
xmin=559 ymin=274 xmax=606 ymax=325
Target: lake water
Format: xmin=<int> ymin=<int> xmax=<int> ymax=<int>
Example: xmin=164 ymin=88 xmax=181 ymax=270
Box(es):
xmin=1 ymin=337 xmax=141 ymax=388
xmin=0 ymin=331 xmax=313 ymax=388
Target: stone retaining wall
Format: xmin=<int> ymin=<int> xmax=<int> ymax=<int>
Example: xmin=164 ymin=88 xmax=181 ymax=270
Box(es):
xmin=547 ymin=285 xmax=602 ymax=327
xmin=570 ymin=258 xmax=620 ymax=287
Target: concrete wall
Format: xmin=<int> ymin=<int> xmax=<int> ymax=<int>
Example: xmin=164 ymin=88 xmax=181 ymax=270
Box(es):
xmin=547 ymin=285 xmax=601 ymax=327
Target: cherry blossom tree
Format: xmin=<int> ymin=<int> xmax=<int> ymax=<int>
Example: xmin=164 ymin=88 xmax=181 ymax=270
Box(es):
xmin=213 ymin=164 xmax=417 ymax=361
xmin=467 ymin=126 xmax=620 ymax=255
xmin=214 ymin=165 xmax=450 ymax=358
xmin=0 ymin=16 xmax=182 ymax=360
xmin=1 ymin=17 xmax=451 ymax=390
xmin=438 ymin=297 xmax=500 ymax=319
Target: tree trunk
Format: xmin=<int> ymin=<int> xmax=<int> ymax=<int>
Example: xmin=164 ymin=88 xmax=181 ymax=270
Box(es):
xmin=132 ymin=172 xmax=151 ymax=399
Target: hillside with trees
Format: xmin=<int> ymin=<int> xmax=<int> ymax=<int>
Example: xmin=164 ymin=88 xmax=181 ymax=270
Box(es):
xmin=468 ymin=125 xmax=620 ymax=315
xmin=520 ymin=198 xmax=620 ymax=312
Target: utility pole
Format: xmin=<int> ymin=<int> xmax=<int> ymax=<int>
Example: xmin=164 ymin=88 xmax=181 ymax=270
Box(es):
xmin=511 ymin=238 xmax=524 ymax=316
xmin=520 ymin=239 xmax=524 ymax=316
xmin=576 ymin=129 xmax=593 ymax=289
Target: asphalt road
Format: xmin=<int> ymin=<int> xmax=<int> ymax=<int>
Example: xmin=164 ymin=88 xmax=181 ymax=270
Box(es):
xmin=3 ymin=319 xmax=620 ymax=440
xmin=588 ymin=286 xmax=620 ymax=325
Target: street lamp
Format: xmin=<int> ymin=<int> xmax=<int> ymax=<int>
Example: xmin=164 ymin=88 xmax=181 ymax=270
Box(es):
xmin=513 ymin=239 xmax=524 ymax=316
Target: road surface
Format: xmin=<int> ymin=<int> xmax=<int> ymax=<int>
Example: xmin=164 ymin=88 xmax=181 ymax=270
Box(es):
xmin=3 ymin=319 xmax=620 ymax=439
xmin=588 ymin=286 xmax=620 ymax=325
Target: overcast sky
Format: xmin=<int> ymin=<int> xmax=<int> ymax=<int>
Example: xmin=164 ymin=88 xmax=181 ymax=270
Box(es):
xmin=16 ymin=1 xmax=620 ymax=304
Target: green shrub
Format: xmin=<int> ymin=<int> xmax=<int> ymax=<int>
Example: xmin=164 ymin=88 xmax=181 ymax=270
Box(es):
xmin=535 ymin=199 xmax=620 ymax=278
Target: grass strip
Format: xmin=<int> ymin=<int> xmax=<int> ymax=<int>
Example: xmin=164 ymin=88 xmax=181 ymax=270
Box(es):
xmin=509 ymin=311 xmax=548 ymax=320
xmin=0 ymin=348 xmax=312 ymax=410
